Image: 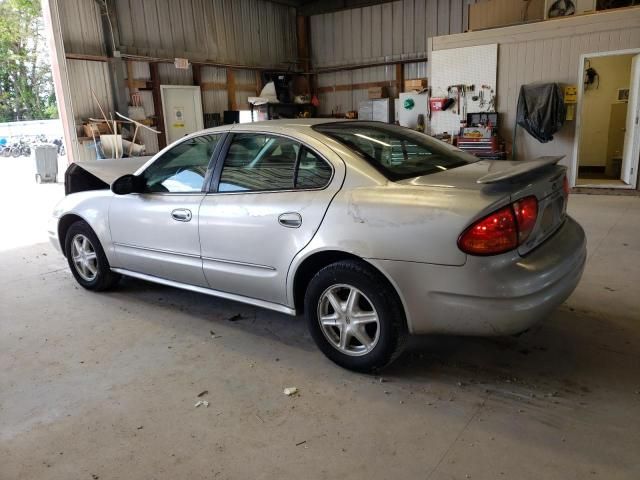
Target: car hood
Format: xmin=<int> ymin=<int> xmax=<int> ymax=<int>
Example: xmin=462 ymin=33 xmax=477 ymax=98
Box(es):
xmin=65 ymin=157 xmax=151 ymax=195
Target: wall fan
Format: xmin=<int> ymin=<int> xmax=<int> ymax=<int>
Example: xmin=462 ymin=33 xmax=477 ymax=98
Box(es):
xmin=547 ymin=0 xmax=577 ymax=17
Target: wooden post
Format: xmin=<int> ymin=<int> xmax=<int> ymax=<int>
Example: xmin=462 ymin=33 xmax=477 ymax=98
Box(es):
xmin=126 ymin=60 xmax=137 ymax=97
xmin=227 ymin=68 xmax=237 ymax=110
xmin=395 ymin=63 xmax=404 ymax=96
xmin=296 ymin=15 xmax=310 ymax=72
xmin=255 ymin=70 xmax=263 ymax=96
xmin=150 ymin=62 xmax=166 ymax=149
xmin=192 ymin=63 xmax=202 ymax=86
xmin=296 ymin=15 xmax=312 ymax=97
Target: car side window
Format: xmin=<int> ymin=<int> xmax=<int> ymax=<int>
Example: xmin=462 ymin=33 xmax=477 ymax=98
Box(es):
xmin=218 ymin=134 xmax=300 ymax=192
xmin=295 ymin=147 xmax=332 ymax=189
xmin=142 ymin=134 xmax=221 ymax=193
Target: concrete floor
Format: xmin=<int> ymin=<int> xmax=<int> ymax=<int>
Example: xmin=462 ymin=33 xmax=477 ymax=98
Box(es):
xmin=1 ymin=158 xmax=639 ymax=480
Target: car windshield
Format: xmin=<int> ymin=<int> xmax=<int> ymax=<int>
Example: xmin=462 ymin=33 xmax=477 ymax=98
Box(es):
xmin=314 ymin=122 xmax=477 ymax=181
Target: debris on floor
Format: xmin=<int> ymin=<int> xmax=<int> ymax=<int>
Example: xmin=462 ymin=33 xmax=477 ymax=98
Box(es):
xmin=295 ymin=440 xmax=307 ymax=446
xmin=197 ymin=390 xmax=208 ymax=397
xmin=194 ymin=400 xmax=210 ymax=408
xmin=227 ymin=314 xmax=243 ymax=322
xmin=283 ymin=387 xmax=298 ymax=396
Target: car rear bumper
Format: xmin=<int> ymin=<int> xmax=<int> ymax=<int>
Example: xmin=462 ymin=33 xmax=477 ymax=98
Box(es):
xmin=368 ymin=216 xmax=587 ymax=336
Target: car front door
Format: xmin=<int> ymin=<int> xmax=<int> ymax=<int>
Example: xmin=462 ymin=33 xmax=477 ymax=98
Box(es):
xmin=109 ymin=133 xmax=223 ymax=287
xmin=198 ymin=132 xmax=344 ymax=305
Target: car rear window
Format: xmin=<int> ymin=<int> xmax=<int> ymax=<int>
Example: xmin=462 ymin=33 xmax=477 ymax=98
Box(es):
xmin=314 ymin=122 xmax=477 ymax=181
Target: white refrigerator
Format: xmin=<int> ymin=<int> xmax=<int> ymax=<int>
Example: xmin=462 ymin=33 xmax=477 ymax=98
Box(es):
xmin=397 ymin=92 xmax=429 ymax=129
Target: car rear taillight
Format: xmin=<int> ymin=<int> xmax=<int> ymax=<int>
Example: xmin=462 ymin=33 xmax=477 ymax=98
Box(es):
xmin=562 ymin=175 xmax=570 ymax=197
xmin=458 ymin=196 xmax=539 ymax=256
xmin=513 ymin=196 xmax=538 ymax=243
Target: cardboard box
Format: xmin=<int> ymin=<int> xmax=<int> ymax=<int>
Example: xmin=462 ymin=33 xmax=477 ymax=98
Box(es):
xmin=83 ymin=122 xmax=111 ymax=138
xmin=368 ymin=86 xmax=388 ymax=99
xmin=404 ymin=79 xmax=428 ymax=91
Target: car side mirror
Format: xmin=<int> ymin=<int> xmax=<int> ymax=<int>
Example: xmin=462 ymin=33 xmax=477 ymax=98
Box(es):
xmin=111 ymin=174 xmax=144 ymax=195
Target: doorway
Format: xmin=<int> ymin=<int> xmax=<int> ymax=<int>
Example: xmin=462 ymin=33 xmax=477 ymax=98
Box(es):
xmin=574 ymin=51 xmax=640 ymax=189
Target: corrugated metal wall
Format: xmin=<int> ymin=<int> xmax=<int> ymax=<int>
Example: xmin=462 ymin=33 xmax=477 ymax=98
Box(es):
xmin=201 ymin=67 xmax=228 ymax=116
xmin=431 ymin=7 xmax=640 ymax=182
xmin=311 ymin=0 xmax=468 ymax=114
xmin=66 ymin=59 xmax=113 ymax=123
xmin=58 ymin=0 xmax=105 ymax=56
xmin=317 ymin=66 xmax=397 ymax=115
xmin=57 ymin=0 xmax=298 ymax=158
xmin=310 ymin=0 xmax=468 ymax=68
xmin=115 ymin=0 xmax=297 ymax=66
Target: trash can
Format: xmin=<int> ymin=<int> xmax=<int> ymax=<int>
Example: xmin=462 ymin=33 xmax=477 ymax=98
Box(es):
xmin=31 ymin=144 xmax=59 ymax=183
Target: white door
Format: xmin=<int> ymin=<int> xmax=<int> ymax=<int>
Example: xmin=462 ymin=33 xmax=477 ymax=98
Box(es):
xmin=161 ymin=86 xmax=204 ymax=144
xmin=621 ymin=54 xmax=640 ymax=187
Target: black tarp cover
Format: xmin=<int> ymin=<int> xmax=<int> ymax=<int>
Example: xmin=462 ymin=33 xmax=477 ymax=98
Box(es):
xmin=516 ymin=83 xmax=566 ymax=143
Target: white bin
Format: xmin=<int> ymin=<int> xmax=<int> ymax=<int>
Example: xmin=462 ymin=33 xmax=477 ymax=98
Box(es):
xmin=31 ymin=144 xmax=58 ymax=183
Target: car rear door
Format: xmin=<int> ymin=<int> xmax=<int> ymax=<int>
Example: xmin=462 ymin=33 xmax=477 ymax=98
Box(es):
xmin=109 ymin=133 xmax=224 ymax=287
xmin=198 ymin=131 xmax=345 ymax=305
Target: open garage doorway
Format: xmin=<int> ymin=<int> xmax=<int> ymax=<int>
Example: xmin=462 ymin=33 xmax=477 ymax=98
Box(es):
xmin=574 ymin=50 xmax=640 ymax=189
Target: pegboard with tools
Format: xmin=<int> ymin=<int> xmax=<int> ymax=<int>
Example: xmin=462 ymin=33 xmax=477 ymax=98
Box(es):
xmin=430 ymin=44 xmax=498 ymax=135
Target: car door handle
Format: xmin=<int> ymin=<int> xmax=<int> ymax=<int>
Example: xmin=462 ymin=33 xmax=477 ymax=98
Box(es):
xmin=171 ymin=208 xmax=192 ymax=222
xmin=278 ymin=212 xmax=302 ymax=228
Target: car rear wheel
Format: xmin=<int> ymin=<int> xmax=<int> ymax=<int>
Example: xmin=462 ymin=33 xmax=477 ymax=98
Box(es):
xmin=64 ymin=220 xmax=120 ymax=291
xmin=304 ymin=260 xmax=406 ymax=372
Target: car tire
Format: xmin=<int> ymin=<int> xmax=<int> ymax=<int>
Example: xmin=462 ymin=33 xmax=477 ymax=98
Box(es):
xmin=64 ymin=220 xmax=121 ymax=291
xmin=304 ymin=260 xmax=407 ymax=372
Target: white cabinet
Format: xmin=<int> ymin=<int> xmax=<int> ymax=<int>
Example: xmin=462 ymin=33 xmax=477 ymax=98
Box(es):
xmin=358 ymin=99 xmax=393 ymax=123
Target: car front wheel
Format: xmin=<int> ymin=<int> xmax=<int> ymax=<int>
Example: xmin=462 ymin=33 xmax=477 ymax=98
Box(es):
xmin=304 ymin=260 xmax=406 ymax=372
xmin=64 ymin=220 xmax=120 ymax=291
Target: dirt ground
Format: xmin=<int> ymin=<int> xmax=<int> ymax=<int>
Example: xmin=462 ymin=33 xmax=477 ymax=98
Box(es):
xmin=1 ymin=158 xmax=639 ymax=479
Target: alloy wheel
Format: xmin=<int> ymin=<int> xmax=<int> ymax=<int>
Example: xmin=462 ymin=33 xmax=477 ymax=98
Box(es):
xmin=70 ymin=234 xmax=98 ymax=282
xmin=317 ymin=284 xmax=380 ymax=356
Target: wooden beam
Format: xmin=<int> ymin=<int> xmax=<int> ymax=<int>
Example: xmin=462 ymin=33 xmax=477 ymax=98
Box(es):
xmin=227 ymin=68 xmax=237 ymax=110
xmin=313 ymin=56 xmax=429 ymax=74
xmin=149 ymin=62 xmax=166 ymax=149
xmin=120 ymin=51 xmax=289 ymax=73
xmin=201 ymin=81 xmax=257 ymax=93
xmin=317 ymin=80 xmax=401 ymax=94
xmin=65 ymin=52 xmax=109 ymax=62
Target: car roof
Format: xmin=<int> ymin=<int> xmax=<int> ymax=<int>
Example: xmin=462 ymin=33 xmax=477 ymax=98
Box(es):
xmin=196 ymin=118 xmax=356 ymax=136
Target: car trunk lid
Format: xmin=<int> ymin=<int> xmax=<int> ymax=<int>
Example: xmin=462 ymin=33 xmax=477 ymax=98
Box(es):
xmin=397 ymin=156 xmax=568 ymax=256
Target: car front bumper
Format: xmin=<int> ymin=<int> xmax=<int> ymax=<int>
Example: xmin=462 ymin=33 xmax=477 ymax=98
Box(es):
xmin=368 ymin=216 xmax=587 ymax=336
xmin=48 ymin=216 xmax=62 ymax=254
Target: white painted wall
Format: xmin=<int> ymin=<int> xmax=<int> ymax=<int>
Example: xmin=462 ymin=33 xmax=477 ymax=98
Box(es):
xmin=431 ymin=7 xmax=640 ymax=186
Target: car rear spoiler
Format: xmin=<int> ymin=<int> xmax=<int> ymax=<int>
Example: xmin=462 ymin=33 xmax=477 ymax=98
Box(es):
xmin=476 ymin=156 xmax=564 ymax=184
xmin=65 ymin=157 xmax=150 ymax=195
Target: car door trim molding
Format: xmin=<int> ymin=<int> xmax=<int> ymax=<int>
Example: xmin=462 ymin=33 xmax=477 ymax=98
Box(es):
xmin=111 ymin=268 xmax=296 ymax=315
xmin=202 ymin=256 xmax=276 ymax=271
xmin=113 ymin=242 xmax=201 ymax=259
xmin=113 ymin=242 xmax=276 ymax=271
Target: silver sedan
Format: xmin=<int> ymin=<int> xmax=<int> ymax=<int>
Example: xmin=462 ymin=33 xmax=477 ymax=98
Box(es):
xmin=49 ymin=120 xmax=586 ymax=371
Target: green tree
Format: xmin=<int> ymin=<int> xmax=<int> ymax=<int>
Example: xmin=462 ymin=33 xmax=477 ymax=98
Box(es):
xmin=0 ymin=0 xmax=57 ymax=122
